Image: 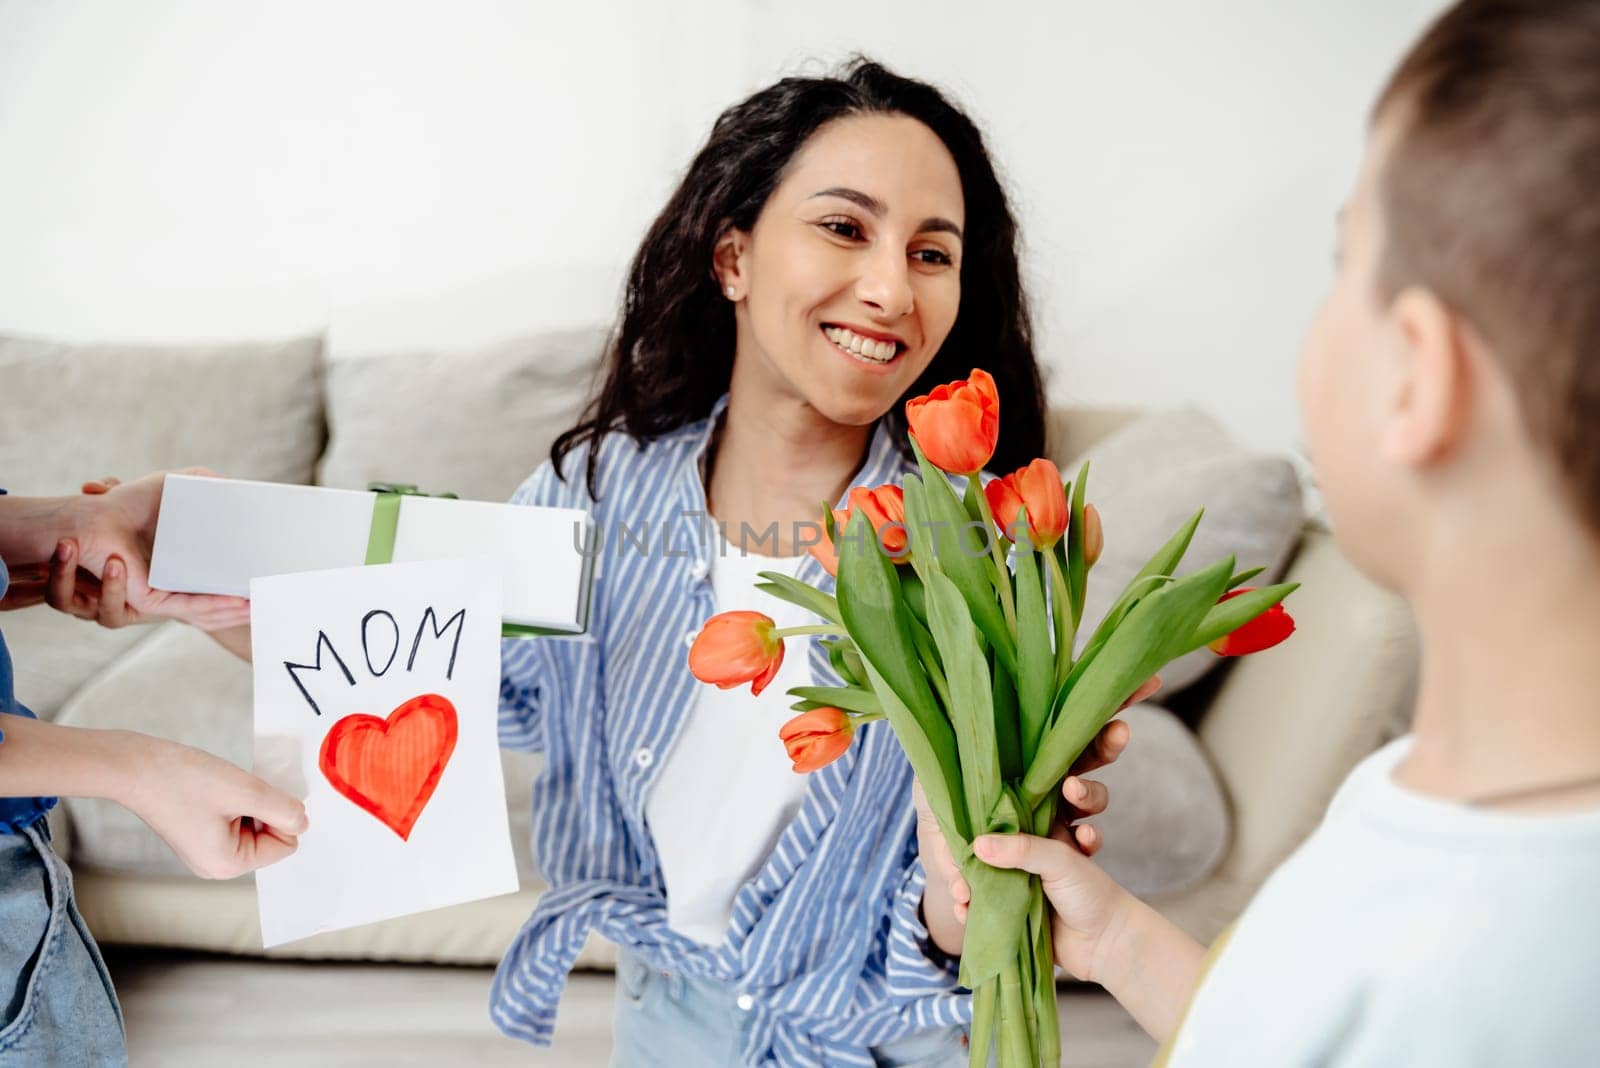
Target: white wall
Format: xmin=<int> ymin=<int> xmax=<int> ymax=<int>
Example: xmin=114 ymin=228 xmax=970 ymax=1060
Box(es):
xmin=0 ymin=0 xmax=1447 ymax=452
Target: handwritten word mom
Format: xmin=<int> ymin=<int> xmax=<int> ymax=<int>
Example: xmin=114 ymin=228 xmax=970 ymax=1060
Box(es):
xmin=284 ymin=607 xmax=466 ymax=717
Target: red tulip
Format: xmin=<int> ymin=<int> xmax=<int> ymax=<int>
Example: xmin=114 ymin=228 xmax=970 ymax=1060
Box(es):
xmin=807 ymin=485 xmax=909 ymax=576
xmin=905 ymin=368 xmax=1000 ymax=475
xmin=985 ymin=458 xmax=1068 ymax=548
xmin=779 ymin=707 xmax=856 ymax=773
xmin=688 ymin=611 xmax=784 ymax=695
xmin=985 ymin=459 xmax=1068 ymax=548
xmin=1207 ymin=589 xmax=1296 ymax=656
xmin=807 ymin=509 xmax=852 ymax=577
xmin=849 ymin=485 xmax=908 ymax=556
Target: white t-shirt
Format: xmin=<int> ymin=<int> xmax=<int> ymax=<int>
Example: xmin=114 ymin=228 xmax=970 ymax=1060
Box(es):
xmin=1168 ymin=734 xmax=1600 ymax=1066
xmin=645 ymin=541 xmax=813 ymax=947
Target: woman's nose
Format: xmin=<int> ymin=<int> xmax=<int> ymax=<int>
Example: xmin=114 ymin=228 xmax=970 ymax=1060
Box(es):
xmin=855 ymin=248 xmax=914 ymax=320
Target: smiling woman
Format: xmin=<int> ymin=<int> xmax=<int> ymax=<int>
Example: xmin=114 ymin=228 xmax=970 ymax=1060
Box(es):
xmin=493 ymin=59 xmax=1071 ymax=1068
xmin=551 ymin=59 xmax=1044 ymax=505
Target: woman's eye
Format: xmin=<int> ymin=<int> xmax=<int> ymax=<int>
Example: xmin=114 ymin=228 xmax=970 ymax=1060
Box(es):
xmin=914 ymin=248 xmax=953 ymax=267
xmin=820 ymin=219 xmax=864 ymax=240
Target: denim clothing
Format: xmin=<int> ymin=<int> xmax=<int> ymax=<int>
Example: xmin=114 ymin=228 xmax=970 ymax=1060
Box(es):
xmin=611 ymin=950 xmax=969 ymax=1068
xmin=0 ymin=820 xmax=125 ymax=1065
xmin=0 ymin=555 xmax=60 ymax=833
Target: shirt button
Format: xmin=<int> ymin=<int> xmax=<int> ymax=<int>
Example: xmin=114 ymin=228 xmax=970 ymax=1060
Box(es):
xmin=735 ymin=994 xmax=754 ymax=1012
xmin=634 ymin=748 xmax=654 ymax=769
xmin=689 ymin=560 xmax=709 ymax=581
xmin=683 ymin=630 xmax=698 ymax=649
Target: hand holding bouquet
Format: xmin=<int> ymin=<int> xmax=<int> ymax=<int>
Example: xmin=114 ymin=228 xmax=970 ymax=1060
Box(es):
xmin=692 ymin=370 xmax=1296 ymax=1066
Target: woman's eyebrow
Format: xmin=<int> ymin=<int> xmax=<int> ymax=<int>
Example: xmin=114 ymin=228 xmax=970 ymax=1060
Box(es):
xmin=807 ymin=186 xmax=964 ymax=242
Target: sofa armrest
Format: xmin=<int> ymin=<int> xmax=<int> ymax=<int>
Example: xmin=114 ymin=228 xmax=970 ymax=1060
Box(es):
xmin=1151 ymin=523 xmax=1418 ymax=942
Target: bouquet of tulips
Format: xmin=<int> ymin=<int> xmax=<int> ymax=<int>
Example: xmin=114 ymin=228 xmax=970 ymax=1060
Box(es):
xmin=690 ymin=370 xmax=1296 ymax=1067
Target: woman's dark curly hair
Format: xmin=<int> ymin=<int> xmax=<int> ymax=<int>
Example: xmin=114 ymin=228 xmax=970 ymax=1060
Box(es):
xmin=552 ymin=57 xmax=1045 ymax=497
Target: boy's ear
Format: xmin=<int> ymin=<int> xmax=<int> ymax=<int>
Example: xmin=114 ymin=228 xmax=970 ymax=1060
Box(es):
xmin=1382 ymin=286 xmax=1473 ymax=467
xmin=712 ymin=225 xmax=749 ymax=298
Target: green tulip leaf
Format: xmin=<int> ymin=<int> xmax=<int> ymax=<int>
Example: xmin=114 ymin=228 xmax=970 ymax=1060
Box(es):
xmin=923 ymin=568 xmax=1001 ymax=825
xmin=836 ymin=509 xmax=966 ymax=833
xmin=957 ymin=788 xmax=1033 ymax=990
xmin=1010 ymin=512 xmax=1054 ymax=766
xmin=1227 ymin=565 xmax=1266 ymax=591
xmin=910 ymin=439 xmax=1019 ymax=676
xmin=786 ymin=685 xmax=882 ymax=716
xmin=755 ymin=572 xmax=842 ymax=626
xmin=1023 ymin=556 xmax=1234 ymax=808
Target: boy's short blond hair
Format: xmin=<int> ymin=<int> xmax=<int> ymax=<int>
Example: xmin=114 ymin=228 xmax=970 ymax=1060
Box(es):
xmin=1374 ymin=0 xmax=1600 ymax=532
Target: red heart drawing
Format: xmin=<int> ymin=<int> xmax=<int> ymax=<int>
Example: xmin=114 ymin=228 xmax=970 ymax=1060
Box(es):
xmin=318 ymin=693 xmax=458 ymax=841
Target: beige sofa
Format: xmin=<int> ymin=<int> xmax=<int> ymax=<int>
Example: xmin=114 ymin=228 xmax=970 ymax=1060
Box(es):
xmin=0 ymin=329 xmax=1417 ymax=967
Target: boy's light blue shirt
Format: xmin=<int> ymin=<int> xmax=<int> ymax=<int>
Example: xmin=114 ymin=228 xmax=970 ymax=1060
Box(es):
xmin=492 ymin=396 xmax=969 ymax=1067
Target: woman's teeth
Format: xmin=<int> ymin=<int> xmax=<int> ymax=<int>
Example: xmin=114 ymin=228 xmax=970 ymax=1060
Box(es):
xmin=824 ymin=326 xmax=899 ymax=364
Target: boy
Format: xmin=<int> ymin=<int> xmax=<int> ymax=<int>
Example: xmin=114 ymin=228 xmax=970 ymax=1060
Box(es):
xmin=958 ymin=1 xmax=1600 ymax=1062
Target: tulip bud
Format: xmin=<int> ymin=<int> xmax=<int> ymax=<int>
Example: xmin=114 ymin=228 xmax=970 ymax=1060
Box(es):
xmin=778 ymin=707 xmax=855 ymax=773
xmin=688 ymin=611 xmax=784 ymax=695
xmin=1083 ymin=503 xmax=1104 ymax=567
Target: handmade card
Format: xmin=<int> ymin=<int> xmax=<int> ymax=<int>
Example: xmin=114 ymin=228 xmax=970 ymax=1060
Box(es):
xmin=250 ymin=559 xmax=518 ymax=947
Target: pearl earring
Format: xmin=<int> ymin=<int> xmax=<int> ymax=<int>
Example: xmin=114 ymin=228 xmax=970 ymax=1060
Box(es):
xmin=725 ymin=285 xmax=737 ymax=299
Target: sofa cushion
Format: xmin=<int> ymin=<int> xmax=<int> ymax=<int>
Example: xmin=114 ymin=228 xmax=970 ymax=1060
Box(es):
xmin=317 ymin=327 xmax=607 ymax=504
xmin=0 ymin=333 xmax=325 ymax=496
xmin=1065 ymin=408 xmax=1305 ymax=695
xmin=1086 ymin=702 xmax=1232 ymax=898
xmin=2 ymin=607 xmax=155 ymax=724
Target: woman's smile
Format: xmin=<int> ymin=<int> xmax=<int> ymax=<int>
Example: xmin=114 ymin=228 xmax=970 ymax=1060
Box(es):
xmin=822 ymin=323 xmax=907 ymax=373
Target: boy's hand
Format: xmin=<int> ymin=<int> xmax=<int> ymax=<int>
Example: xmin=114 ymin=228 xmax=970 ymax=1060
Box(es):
xmin=969 ymin=798 xmax=1135 ymax=982
xmin=53 ymin=471 xmax=250 ymax=631
xmin=914 ymin=716 xmax=1126 ymax=891
xmin=916 ymin=675 xmax=1159 ymax=958
xmin=116 ymin=733 xmax=308 ymax=880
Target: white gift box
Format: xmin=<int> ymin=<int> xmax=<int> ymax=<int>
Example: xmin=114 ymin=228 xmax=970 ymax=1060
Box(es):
xmin=149 ymin=474 xmax=594 ymax=634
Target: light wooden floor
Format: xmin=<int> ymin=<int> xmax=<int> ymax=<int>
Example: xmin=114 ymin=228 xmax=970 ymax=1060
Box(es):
xmin=106 ymin=950 xmax=1157 ymax=1067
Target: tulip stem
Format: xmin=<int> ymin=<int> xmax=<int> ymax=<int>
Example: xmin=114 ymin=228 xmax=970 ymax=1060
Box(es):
xmin=972 ymin=486 xmax=1018 ymax=636
xmin=772 ymin=624 xmax=846 ymax=639
xmin=1044 ymin=549 xmax=1075 ymax=690
xmin=910 ymin=622 xmax=955 ymax=713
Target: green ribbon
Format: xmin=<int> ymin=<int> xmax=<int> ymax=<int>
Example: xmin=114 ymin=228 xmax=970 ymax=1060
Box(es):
xmin=365 ymin=482 xmax=457 ymax=565
xmin=363 ymin=481 xmax=570 ymax=639
xmin=364 ymin=490 xmax=405 ymax=566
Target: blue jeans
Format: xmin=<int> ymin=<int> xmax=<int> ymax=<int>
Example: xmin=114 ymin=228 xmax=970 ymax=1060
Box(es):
xmin=610 ymin=950 xmax=968 ymax=1067
xmin=0 ymin=820 xmax=125 ymax=1066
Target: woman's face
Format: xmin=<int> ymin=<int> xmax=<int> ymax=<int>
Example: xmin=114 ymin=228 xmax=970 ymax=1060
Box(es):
xmin=719 ymin=113 xmax=966 ymax=428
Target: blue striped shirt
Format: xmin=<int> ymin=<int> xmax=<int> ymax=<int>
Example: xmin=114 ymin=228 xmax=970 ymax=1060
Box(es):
xmin=492 ymin=395 xmax=971 ymax=1065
